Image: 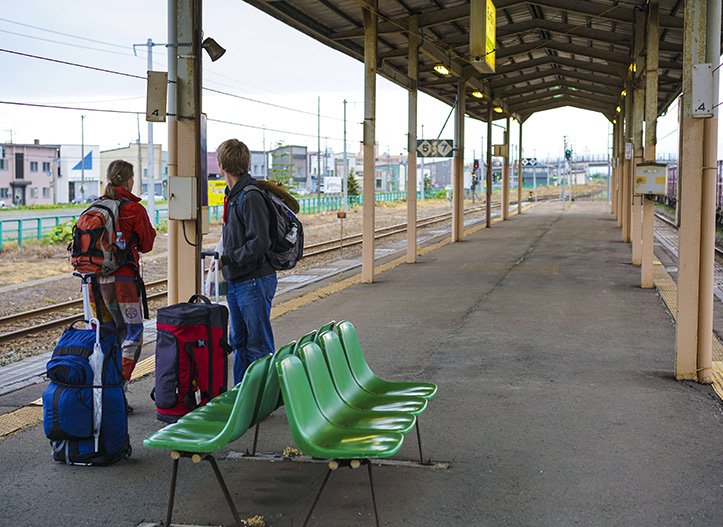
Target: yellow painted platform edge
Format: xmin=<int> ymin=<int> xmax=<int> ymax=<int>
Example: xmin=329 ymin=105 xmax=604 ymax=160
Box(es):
xmin=653 ymin=259 xmax=723 ymax=400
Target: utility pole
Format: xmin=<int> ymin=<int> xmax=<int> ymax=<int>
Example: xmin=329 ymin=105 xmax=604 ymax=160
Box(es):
xmin=420 ymin=123 xmax=425 ymax=200
xmin=317 ymin=96 xmax=321 ymax=203
xmin=343 ymin=99 xmax=348 ymax=211
xmin=134 ymin=38 xmax=160 ymax=225
xmin=80 ymin=114 xmax=85 ymax=203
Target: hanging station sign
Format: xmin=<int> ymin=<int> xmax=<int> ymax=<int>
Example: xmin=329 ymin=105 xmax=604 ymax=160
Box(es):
xmin=470 ymin=0 xmax=496 ymax=74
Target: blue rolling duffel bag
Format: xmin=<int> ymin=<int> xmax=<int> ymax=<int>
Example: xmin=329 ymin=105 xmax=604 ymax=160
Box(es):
xmin=42 ymin=319 xmax=131 ymax=465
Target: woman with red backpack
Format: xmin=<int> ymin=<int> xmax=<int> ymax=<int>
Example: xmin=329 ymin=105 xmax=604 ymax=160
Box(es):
xmin=89 ymin=160 xmax=156 ymax=401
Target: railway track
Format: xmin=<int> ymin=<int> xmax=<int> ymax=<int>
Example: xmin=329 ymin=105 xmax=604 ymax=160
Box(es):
xmin=654 ymin=211 xmax=723 ymax=258
xmin=0 ymin=204 xmax=488 ymax=344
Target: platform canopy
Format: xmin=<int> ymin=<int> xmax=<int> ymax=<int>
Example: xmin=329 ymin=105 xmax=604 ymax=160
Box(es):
xmin=243 ymin=1 xmax=691 ymax=122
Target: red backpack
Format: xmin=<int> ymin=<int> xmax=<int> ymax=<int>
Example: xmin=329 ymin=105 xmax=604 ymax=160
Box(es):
xmin=69 ymin=198 xmax=132 ymax=276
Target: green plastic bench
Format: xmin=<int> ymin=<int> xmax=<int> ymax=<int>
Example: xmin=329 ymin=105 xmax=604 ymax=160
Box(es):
xmin=317 ymin=331 xmax=428 ymax=415
xmin=318 ymin=330 xmax=431 ymax=463
xmin=249 ymin=341 xmax=295 ymax=454
xmin=143 ymin=355 xmax=270 ymax=527
xmin=298 ymin=342 xmax=416 ymax=434
xmin=336 ymin=320 xmax=437 ymax=399
xmin=277 ymin=354 xmax=404 ymax=526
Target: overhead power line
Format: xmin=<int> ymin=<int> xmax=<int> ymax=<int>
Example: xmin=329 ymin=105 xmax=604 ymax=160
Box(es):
xmin=0 ymin=101 xmax=355 ymax=144
xmin=1 ymin=48 xmax=348 ymax=122
xmin=0 ymin=16 xmax=129 ymax=49
xmin=0 ymin=28 xmax=134 ymax=58
xmin=0 ymin=48 xmax=145 ymax=79
xmin=0 ymin=100 xmax=140 ymax=115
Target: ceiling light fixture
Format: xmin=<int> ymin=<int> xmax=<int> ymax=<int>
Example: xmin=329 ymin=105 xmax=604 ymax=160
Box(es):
xmin=434 ymin=64 xmax=451 ymax=76
xmin=471 ymin=90 xmax=484 ymax=99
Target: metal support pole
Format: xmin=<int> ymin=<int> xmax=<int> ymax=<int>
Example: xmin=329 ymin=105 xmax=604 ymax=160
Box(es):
xmin=207 ymin=456 xmax=243 ymax=527
xmin=518 ymin=120 xmax=523 ymax=214
xmin=361 ymin=0 xmax=377 ymax=283
xmin=631 ymin=9 xmax=645 ymax=265
xmin=452 ymin=79 xmax=464 ymax=241
xmin=167 ymin=0 xmax=179 ymax=304
xmin=485 ymin=104 xmax=493 ymax=228
xmin=697 ymin=0 xmax=720 ymax=384
xmin=169 ymin=0 xmax=202 ymax=300
xmin=502 ymin=116 xmax=510 ymax=220
xmin=616 ymin=118 xmax=624 ymax=228
xmin=303 ymin=469 xmax=333 ymax=527
xmin=641 ymin=1 xmax=659 ymax=289
xmin=367 ymin=461 xmax=380 ymax=527
xmin=164 ymin=457 xmax=179 ymax=527
xmin=622 ymin=79 xmax=633 ymax=242
xmin=406 ymin=17 xmax=418 ymax=263
xmin=675 ymin=0 xmax=707 ymax=381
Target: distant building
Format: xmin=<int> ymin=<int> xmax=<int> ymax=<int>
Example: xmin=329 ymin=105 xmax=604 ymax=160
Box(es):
xmin=308 ymin=150 xmax=336 ymax=191
xmin=269 ymin=145 xmax=307 ymax=191
xmin=208 ymin=150 xmax=267 ymax=181
xmin=0 ymin=141 xmax=61 ymax=206
xmin=100 ymin=143 xmax=163 ymax=198
xmin=59 ymin=144 xmax=101 ymax=203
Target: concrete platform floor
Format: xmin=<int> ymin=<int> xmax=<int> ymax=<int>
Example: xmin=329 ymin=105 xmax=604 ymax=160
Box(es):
xmin=0 ymin=200 xmax=721 ymax=527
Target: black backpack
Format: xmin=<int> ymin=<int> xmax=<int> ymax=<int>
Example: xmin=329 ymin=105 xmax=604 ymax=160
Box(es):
xmin=238 ymin=185 xmax=304 ymax=270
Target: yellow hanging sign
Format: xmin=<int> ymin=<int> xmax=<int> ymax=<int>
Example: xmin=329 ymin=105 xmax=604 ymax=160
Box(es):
xmin=470 ymin=0 xmax=496 ymax=73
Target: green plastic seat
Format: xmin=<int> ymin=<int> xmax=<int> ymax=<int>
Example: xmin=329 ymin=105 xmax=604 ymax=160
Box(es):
xmin=317 ymin=331 xmax=428 ymax=416
xmin=250 ymin=342 xmax=295 ymax=418
xmin=276 ymin=355 xmax=404 ymax=459
xmin=298 ymin=342 xmax=416 ymax=434
xmin=315 ymin=320 xmax=336 ymax=340
xmin=293 ymin=330 xmax=317 ymax=355
xmin=143 ymin=355 xmax=270 ymax=453
xmin=336 ymin=320 xmax=437 ymax=400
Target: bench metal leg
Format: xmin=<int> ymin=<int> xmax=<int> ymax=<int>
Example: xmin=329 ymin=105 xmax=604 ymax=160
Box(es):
xmin=366 ymin=461 xmax=380 ymax=527
xmin=164 ymin=457 xmax=179 ymax=527
xmin=302 ymin=468 xmax=333 ymax=527
xmin=206 ymin=455 xmax=243 ymax=527
xmin=251 ymin=422 xmax=260 ymax=456
xmin=415 ymin=420 xmax=426 ymax=464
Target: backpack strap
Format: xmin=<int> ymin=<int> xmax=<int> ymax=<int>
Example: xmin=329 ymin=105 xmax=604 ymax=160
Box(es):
xmin=232 ymin=184 xmax=278 ymax=235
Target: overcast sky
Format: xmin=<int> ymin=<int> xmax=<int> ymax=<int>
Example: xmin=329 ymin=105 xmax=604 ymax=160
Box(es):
xmin=0 ymin=0 xmax=689 ymax=162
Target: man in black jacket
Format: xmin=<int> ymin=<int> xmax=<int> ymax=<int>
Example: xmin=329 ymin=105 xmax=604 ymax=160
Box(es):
xmin=216 ymin=139 xmax=277 ymax=384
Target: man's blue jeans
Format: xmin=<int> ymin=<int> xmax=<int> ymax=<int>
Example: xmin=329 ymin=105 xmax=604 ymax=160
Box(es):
xmin=227 ymin=273 xmax=277 ymax=384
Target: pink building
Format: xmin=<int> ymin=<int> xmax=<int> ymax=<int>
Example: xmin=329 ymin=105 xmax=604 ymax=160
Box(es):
xmin=0 ymin=141 xmax=60 ymax=206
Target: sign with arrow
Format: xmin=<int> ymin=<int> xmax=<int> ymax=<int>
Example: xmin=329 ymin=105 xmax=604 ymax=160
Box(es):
xmin=416 ymin=139 xmax=455 ymax=158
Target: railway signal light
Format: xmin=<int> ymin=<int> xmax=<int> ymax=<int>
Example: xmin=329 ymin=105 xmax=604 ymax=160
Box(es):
xmin=564 ymin=148 xmax=572 ymax=161
xmin=473 ymin=159 xmax=480 ymax=173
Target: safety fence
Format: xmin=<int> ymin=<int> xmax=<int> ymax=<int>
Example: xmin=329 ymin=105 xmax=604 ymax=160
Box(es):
xmin=0 ymin=191 xmax=418 ymax=250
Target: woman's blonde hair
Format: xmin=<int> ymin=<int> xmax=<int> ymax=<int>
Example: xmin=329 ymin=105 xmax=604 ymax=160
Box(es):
xmin=104 ymin=160 xmax=134 ymax=199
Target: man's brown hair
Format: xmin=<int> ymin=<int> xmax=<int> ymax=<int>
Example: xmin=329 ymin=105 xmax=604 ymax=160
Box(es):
xmin=217 ymin=139 xmax=250 ymax=176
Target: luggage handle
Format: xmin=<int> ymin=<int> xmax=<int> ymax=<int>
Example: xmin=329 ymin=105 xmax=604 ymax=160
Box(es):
xmin=187 ymin=294 xmax=212 ymax=304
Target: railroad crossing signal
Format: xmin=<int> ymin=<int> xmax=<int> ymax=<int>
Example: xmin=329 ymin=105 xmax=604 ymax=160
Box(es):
xmin=521 ymin=157 xmax=537 ymax=166
xmin=416 ymin=139 xmax=454 ymax=158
